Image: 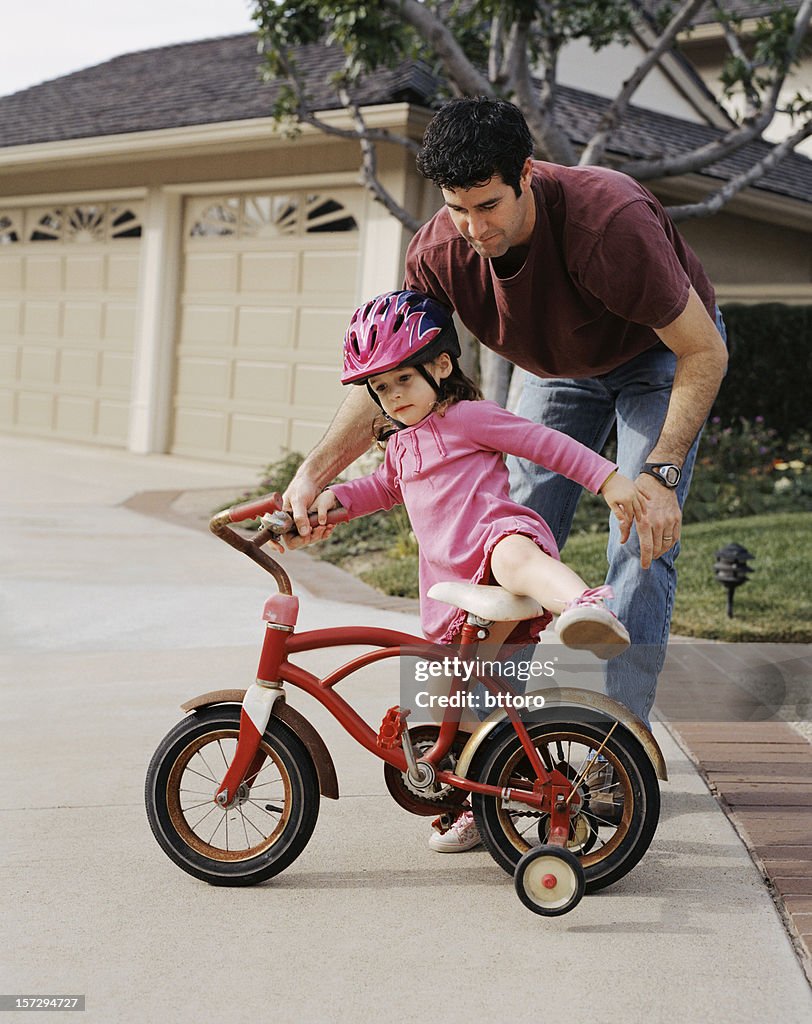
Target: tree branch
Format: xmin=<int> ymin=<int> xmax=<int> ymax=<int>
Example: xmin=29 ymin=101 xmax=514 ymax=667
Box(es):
xmin=710 ymin=0 xmax=761 ymax=116
xmin=339 ymin=88 xmax=423 ymax=234
xmin=619 ymin=0 xmax=812 ymax=180
xmin=666 ymin=114 xmax=812 ymax=221
xmin=489 ymin=12 xmax=506 ymax=86
xmin=273 ymin=49 xmax=421 ymax=154
xmin=505 ymin=20 xmax=578 ymax=165
xmin=271 ymin=51 xmax=422 ymax=233
xmin=579 ymin=0 xmax=707 ymax=167
xmin=383 ymin=0 xmax=493 ymax=96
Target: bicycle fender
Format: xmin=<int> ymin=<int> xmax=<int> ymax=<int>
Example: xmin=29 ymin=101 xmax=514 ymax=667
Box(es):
xmin=180 ymin=688 xmax=339 ymax=799
xmin=454 ymin=687 xmax=668 ymax=783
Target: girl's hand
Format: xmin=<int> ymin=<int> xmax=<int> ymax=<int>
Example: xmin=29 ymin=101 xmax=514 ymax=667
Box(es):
xmin=268 ymin=490 xmax=341 ymax=553
xmin=599 ymin=471 xmax=647 ymax=545
xmin=309 ymin=488 xmax=340 ymax=525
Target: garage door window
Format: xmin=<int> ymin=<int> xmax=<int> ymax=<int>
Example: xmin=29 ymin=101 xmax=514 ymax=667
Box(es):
xmin=188 ymin=192 xmax=358 ymax=239
xmin=26 ymin=204 xmax=143 ymax=243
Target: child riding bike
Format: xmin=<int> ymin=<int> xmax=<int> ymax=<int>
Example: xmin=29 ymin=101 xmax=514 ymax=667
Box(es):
xmin=289 ymin=290 xmax=647 ymax=850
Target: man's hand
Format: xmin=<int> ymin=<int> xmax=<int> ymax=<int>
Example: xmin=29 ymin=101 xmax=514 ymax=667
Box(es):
xmin=633 ymin=474 xmax=682 ymax=569
xmin=277 ymin=471 xmax=335 ymax=550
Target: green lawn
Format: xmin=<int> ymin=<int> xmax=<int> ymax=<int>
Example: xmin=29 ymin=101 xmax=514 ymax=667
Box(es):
xmin=333 ymin=511 xmax=812 ymax=642
xmin=563 ymin=511 xmax=812 ymax=642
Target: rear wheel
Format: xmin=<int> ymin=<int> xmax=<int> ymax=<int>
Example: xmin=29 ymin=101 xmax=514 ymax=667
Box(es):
xmin=471 ymin=716 xmax=659 ymax=892
xmin=145 ymin=705 xmax=319 ymax=885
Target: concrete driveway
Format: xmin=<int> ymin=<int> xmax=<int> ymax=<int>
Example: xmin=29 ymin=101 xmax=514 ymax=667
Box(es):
xmin=2 ymin=435 xmax=810 ymax=1024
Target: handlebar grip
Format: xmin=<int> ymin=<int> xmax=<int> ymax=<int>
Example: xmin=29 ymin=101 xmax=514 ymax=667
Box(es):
xmin=227 ymin=492 xmax=284 ymax=524
xmin=260 ymin=507 xmax=350 ymax=536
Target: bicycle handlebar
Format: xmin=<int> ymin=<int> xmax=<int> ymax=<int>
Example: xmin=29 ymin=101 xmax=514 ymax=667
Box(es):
xmin=208 ymin=491 xmax=349 ymax=595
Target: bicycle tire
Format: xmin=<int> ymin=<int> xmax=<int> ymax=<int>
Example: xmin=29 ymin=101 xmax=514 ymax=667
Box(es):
xmin=145 ymin=705 xmax=320 ymax=886
xmin=471 ymin=714 xmax=659 ymax=893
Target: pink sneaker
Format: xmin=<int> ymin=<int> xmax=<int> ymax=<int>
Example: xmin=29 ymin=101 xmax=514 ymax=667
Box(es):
xmin=428 ymin=809 xmax=482 ymax=853
xmin=556 ymin=586 xmax=630 ymax=659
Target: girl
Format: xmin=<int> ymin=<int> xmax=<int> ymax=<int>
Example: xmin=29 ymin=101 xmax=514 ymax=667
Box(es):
xmin=311 ymin=290 xmax=646 ymax=658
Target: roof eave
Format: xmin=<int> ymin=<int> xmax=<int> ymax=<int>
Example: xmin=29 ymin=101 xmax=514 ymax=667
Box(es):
xmin=648 ymin=168 xmax=812 ymax=228
xmin=0 ymin=102 xmax=430 ymax=173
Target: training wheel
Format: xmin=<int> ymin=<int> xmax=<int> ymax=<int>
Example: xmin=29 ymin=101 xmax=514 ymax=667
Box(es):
xmin=514 ymin=845 xmax=585 ymax=917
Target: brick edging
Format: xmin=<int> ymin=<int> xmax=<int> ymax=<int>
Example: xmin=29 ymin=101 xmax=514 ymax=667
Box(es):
xmin=658 ymin=716 xmax=812 ymax=984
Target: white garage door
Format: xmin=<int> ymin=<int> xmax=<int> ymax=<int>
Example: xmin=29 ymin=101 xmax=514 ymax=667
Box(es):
xmin=172 ymin=187 xmax=363 ymax=463
xmin=0 ymin=201 xmax=142 ymax=445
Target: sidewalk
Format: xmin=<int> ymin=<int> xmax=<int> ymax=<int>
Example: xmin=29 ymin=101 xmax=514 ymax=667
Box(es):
xmin=2 ymin=435 xmax=811 ymax=1023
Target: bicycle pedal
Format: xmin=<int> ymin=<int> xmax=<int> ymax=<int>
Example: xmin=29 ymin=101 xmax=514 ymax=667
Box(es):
xmin=377 ymin=705 xmax=411 ymax=750
xmin=431 ymin=811 xmax=458 ymax=835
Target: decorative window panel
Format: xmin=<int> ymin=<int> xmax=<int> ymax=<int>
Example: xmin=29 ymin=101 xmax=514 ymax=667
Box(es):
xmin=187 ymin=191 xmax=359 ymax=239
xmin=25 ymin=203 xmax=143 ymax=243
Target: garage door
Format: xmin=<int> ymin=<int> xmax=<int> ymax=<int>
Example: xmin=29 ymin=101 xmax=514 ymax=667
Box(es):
xmin=0 ymin=201 xmax=142 ymax=445
xmin=173 ymin=187 xmax=363 ymax=463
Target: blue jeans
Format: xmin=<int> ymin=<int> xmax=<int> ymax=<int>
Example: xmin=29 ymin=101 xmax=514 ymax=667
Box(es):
xmin=505 ymin=311 xmax=727 ymax=727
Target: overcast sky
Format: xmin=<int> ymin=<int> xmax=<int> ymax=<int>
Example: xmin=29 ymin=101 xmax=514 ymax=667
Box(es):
xmin=0 ymin=0 xmax=256 ymax=98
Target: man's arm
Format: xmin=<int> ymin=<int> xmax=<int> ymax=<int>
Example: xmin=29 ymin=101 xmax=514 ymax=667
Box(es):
xmin=283 ymin=386 xmax=379 ymax=540
xmin=635 ymin=285 xmax=728 ymax=568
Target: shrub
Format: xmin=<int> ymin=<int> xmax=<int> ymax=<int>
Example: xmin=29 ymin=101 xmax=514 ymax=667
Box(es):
xmin=686 ymin=417 xmax=812 ymax=522
xmin=713 ymin=304 xmax=812 ymax=439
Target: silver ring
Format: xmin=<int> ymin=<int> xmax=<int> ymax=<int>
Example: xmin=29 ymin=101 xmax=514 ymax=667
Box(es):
xmin=663 ymin=535 xmax=674 ymax=541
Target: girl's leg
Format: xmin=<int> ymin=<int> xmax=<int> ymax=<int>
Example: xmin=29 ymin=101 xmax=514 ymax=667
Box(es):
xmin=489 ymin=535 xmax=629 ymax=657
xmin=489 ymin=535 xmax=587 ymax=615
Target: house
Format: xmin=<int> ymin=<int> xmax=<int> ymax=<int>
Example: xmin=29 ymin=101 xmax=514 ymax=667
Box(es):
xmin=0 ymin=33 xmax=810 ymax=464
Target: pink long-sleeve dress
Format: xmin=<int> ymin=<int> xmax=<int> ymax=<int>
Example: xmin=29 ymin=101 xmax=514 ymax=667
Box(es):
xmin=330 ymin=400 xmax=616 ymax=645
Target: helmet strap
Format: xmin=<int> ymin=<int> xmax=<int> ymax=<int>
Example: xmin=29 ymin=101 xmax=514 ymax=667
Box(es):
xmin=364 ymin=357 xmax=454 ymax=427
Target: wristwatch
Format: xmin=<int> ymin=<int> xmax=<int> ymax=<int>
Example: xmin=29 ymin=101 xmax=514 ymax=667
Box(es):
xmin=641 ymin=462 xmax=682 ymax=489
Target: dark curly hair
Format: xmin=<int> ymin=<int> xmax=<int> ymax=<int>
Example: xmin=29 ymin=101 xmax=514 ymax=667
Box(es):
xmin=416 ymin=97 xmax=534 ymax=196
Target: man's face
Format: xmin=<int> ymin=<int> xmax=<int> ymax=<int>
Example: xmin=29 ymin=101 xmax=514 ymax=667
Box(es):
xmin=440 ymin=158 xmax=535 ymax=259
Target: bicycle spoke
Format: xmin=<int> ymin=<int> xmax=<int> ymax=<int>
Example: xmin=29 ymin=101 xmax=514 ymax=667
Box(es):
xmin=186 ymin=763 xmax=218 ymax=785
xmin=189 ymin=801 xmax=220 ymax=833
xmin=216 ymin=739 xmax=233 ymax=771
xmin=239 ymin=808 xmax=272 ymax=840
xmin=181 ymin=797 xmax=216 ymax=812
xmin=206 ymin=810 xmax=227 ymax=846
xmin=196 ymin=747 xmax=222 ymax=784
xmin=238 ymin=806 xmax=251 ymax=848
xmin=246 ymin=797 xmax=280 ymax=818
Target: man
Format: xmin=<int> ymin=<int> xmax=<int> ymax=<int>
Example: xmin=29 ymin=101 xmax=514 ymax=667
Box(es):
xmin=283 ymin=96 xmax=726 ymax=735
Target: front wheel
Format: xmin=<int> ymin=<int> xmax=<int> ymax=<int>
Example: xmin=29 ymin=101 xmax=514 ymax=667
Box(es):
xmin=145 ymin=705 xmax=320 ymax=886
xmin=472 ymin=716 xmax=659 ymax=893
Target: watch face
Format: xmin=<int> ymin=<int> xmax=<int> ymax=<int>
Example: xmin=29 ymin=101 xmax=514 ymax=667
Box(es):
xmin=661 ymin=465 xmax=680 ymax=486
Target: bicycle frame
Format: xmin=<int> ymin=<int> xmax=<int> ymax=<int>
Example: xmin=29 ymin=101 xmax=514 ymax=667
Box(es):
xmin=209 ymin=495 xmax=581 ymax=844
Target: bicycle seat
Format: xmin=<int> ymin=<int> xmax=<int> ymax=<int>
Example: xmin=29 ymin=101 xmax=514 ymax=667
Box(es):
xmin=428 ymin=582 xmax=545 ymax=623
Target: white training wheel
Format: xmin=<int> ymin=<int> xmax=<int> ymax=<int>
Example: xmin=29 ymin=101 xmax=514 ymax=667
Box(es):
xmin=514 ymin=845 xmax=585 ymax=916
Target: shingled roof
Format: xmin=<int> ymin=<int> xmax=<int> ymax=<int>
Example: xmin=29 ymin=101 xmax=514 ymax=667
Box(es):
xmin=0 ymin=32 xmax=809 ymax=206
xmin=644 ymin=0 xmax=803 ymax=28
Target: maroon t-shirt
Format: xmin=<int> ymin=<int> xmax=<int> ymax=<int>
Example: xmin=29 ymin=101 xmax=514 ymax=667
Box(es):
xmin=404 ymin=161 xmax=716 ymax=379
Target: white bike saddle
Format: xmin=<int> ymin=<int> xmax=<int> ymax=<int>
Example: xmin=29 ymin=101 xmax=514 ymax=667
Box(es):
xmin=428 ymin=581 xmax=544 ymax=623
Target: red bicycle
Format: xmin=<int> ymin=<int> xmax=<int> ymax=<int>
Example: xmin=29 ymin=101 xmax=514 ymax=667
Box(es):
xmin=145 ymin=493 xmax=665 ymax=916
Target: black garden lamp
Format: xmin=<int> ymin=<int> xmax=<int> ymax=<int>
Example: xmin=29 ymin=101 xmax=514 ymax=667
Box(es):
xmin=713 ymin=543 xmax=755 ymax=618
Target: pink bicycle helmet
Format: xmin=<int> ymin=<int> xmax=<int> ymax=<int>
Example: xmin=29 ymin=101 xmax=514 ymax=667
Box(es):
xmin=341 ymin=290 xmax=460 ymax=385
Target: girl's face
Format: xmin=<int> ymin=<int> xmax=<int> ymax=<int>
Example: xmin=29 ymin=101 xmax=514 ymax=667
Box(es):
xmin=367 ymin=354 xmax=453 ymax=426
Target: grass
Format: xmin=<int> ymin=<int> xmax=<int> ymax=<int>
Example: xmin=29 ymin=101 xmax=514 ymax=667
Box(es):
xmin=314 ymin=511 xmax=812 ymax=642
xmin=564 ymin=511 xmax=812 ymax=642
